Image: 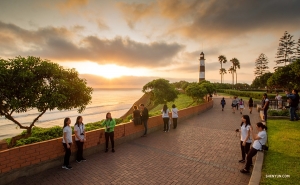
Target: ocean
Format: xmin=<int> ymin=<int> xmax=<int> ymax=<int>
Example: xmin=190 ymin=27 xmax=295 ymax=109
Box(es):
xmin=0 ymin=89 xmax=143 ymax=140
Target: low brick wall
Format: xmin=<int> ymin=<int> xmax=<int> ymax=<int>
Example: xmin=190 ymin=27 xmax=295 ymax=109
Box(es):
xmin=0 ymin=101 xmax=213 ymax=184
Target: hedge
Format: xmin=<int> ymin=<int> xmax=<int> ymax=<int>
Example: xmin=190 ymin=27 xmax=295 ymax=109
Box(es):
xmin=217 ymin=89 xmax=286 ymax=100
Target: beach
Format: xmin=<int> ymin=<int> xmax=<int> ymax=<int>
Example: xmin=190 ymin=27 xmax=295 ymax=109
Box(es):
xmin=0 ymin=89 xmax=143 ymax=140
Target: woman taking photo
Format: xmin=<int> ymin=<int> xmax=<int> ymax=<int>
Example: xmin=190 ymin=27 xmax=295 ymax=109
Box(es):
xmin=238 ymin=115 xmax=252 ymax=163
xmin=62 ymin=117 xmax=73 ymax=170
xmin=240 ymin=122 xmax=267 ymax=173
xmin=74 ymin=116 xmax=86 ymax=163
xmin=161 ymin=104 xmax=170 ymax=132
xmin=102 ymin=112 xmax=116 ymax=153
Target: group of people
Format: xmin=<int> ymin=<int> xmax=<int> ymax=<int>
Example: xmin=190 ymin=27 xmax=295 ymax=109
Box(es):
xmin=161 ymin=104 xmax=179 ymax=132
xmin=132 ymin=104 xmax=149 ymax=137
xmin=62 ymin=112 xmax=116 ymax=170
xmin=239 ymin=115 xmax=268 ymax=173
xmin=220 ymin=96 xmax=254 ymax=114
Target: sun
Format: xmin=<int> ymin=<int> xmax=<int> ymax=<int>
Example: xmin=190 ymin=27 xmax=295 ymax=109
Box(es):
xmin=60 ymin=61 xmax=149 ymax=79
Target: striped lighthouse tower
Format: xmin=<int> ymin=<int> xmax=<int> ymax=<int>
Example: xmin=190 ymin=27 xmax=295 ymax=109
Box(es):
xmin=199 ymin=52 xmax=205 ymax=82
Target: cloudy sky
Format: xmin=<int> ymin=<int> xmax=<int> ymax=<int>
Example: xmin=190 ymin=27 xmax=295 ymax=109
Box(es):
xmin=1 ymin=0 xmax=300 ymax=88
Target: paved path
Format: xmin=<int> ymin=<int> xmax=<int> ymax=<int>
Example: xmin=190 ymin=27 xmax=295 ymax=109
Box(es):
xmin=9 ymin=97 xmax=261 ymax=185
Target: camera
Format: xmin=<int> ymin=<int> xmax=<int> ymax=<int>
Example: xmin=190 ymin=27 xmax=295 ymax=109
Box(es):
xmin=80 ymin=133 xmax=84 ymax=135
xmin=107 ymin=128 xmax=110 ymax=132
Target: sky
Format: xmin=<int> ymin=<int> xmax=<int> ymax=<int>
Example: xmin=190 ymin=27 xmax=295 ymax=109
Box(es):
xmin=1 ymin=0 xmax=300 ymax=88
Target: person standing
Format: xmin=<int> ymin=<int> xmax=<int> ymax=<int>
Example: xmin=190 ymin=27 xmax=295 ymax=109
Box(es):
xmin=62 ymin=117 xmax=73 ymax=170
xmin=248 ymin=97 xmax=254 ymax=114
xmin=239 ymin=99 xmax=245 ymax=114
xmin=140 ymin=104 xmax=149 ymax=137
xmin=240 ymin=122 xmax=267 ymax=173
xmin=261 ymin=93 xmax=269 ymax=123
xmin=275 ymin=93 xmax=282 ymax=109
xmin=74 ymin=116 xmax=86 ymax=163
xmin=285 ymin=89 xmax=299 ymax=121
xmin=171 ymin=104 xmax=178 ymax=129
xmin=161 ymin=104 xmax=170 ymax=132
xmin=232 ymin=97 xmax=238 ymax=113
xmin=238 ymin=115 xmax=252 ymax=163
xmin=132 ymin=105 xmax=141 ymax=125
xmin=220 ymin=97 xmax=226 ymax=111
xmin=102 ymin=112 xmax=116 ymax=153
xmin=236 ymin=96 xmax=240 ymax=110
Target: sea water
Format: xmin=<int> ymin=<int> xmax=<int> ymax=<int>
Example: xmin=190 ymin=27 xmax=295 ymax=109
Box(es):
xmin=0 ymin=89 xmax=143 ymax=140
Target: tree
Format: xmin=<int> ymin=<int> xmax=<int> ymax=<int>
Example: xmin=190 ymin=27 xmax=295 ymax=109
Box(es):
xmin=199 ymin=80 xmax=216 ymax=95
xmin=228 ymin=66 xmax=235 ymax=88
xmin=254 ymin=53 xmax=269 ymax=76
xmin=142 ymin=78 xmax=178 ymax=105
xmin=251 ymin=72 xmax=273 ymax=89
xmin=185 ymin=83 xmax=207 ymax=103
xmin=230 ymin=58 xmax=240 ymax=85
xmin=296 ymin=38 xmax=300 ymax=60
xmin=0 ymin=56 xmax=93 ymax=134
xmin=275 ymin=31 xmax=295 ymax=66
xmin=267 ymin=60 xmax=300 ymax=90
xmin=218 ymin=55 xmax=227 ymax=83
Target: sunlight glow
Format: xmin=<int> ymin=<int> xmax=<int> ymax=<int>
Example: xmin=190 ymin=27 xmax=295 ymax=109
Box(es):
xmin=60 ymin=62 xmax=150 ymax=79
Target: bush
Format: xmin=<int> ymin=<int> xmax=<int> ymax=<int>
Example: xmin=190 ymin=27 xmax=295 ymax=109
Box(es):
xmin=217 ymin=89 xmax=285 ymax=100
xmin=15 ymin=137 xmax=42 ymax=146
xmin=268 ymin=110 xmax=289 ymax=117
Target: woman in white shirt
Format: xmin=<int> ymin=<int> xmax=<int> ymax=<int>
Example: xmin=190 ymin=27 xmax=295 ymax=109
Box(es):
xmin=240 ymin=122 xmax=267 ymax=173
xmin=239 ymin=99 xmax=245 ymax=114
xmin=238 ymin=115 xmax=252 ymax=163
xmin=62 ymin=117 xmax=73 ymax=170
xmin=74 ymin=116 xmax=86 ymax=163
xmin=171 ymin=104 xmax=179 ymax=129
xmin=161 ymin=104 xmax=170 ymax=132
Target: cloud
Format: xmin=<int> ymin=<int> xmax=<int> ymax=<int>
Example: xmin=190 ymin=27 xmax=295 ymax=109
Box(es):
xmin=57 ymin=0 xmax=89 ymax=12
xmin=97 ymin=19 xmax=109 ymax=30
xmin=116 ymin=0 xmax=300 ymax=39
xmin=116 ymin=2 xmax=156 ymax=29
xmin=0 ymin=21 xmax=184 ymax=68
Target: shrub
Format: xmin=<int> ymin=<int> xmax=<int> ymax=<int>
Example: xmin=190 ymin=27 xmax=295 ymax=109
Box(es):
xmin=217 ymin=89 xmax=286 ymax=100
xmin=268 ymin=110 xmax=289 ymax=117
xmin=15 ymin=137 xmax=42 ymax=146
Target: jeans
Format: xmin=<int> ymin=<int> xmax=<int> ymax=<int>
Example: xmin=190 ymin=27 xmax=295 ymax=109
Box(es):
xmin=105 ymin=132 xmax=114 ymax=149
xmin=75 ymin=140 xmax=84 ymax=161
xmin=142 ymin=119 xmax=148 ymax=135
xmin=163 ymin=118 xmax=169 ymax=131
xmin=290 ymin=107 xmax=299 ymax=121
xmin=245 ymin=147 xmax=258 ymax=171
xmin=263 ymin=109 xmax=268 ymax=123
xmin=173 ymin=118 xmax=178 ymax=129
xmin=240 ymin=141 xmax=251 ymax=160
xmin=63 ymin=143 xmax=72 ymax=166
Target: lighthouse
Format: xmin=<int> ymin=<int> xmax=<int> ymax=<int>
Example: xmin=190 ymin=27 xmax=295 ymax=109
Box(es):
xmin=199 ymin=52 xmax=205 ymax=82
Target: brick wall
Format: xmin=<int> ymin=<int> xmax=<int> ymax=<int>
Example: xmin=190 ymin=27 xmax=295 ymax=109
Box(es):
xmin=0 ymin=101 xmax=213 ymax=184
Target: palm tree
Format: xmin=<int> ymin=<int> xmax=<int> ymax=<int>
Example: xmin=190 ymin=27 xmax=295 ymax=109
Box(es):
xmin=228 ymin=66 xmax=235 ymax=88
xmin=218 ymin=55 xmax=227 ymax=83
xmin=230 ymin=58 xmax=240 ymax=84
xmin=219 ymin=68 xmax=227 ymax=83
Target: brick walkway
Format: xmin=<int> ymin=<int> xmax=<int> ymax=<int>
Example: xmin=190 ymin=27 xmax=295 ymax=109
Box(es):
xmin=9 ymin=97 xmax=261 ymax=185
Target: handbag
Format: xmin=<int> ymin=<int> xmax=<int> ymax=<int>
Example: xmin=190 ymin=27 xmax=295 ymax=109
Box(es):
xmin=258 ymin=140 xmax=269 ymax=151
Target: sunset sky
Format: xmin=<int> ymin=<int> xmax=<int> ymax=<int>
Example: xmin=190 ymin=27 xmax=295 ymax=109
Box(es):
xmin=1 ymin=0 xmax=300 ymax=88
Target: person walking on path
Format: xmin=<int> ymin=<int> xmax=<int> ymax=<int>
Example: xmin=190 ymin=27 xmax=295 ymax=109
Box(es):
xmin=238 ymin=115 xmax=252 ymax=163
xmin=62 ymin=117 xmax=73 ymax=170
xmin=171 ymin=104 xmax=178 ymax=129
xmin=285 ymin=89 xmax=299 ymax=121
xmin=74 ymin=116 xmax=86 ymax=163
xmin=248 ymin=97 xmax=254 ymax=114
xmin=161 ymin=104 xmax=170 ymax=132
xmin=239 ymin=99 xmax=245 ymax=114
xmin=231 ymin=97 xmax=238 ymax=113
xmin=236 ymin=96 xmax=240 ymax=110
xmin=261 ymin=93 xmax=269 ymax=123
xmin=132 ymin=105 xmax=142 ymax=125
xmin=240 ymin=122 xmax=267 ymax=174
xmin=102 ymin=112 xmax=116 ymax=153
xmin=220 ymin=97 xmax=226 ymax=111
xmin=140 ymin=104 xmax=149 ymax=137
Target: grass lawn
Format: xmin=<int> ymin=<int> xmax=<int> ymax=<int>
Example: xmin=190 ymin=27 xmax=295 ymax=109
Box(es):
xmin=149 ymin=93 xmax=199 ymax=116
xmin=260 ymin=119 xmax=300 ymax=185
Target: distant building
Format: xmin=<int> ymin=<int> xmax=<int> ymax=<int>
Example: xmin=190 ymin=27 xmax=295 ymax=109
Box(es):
xmin=199 ymin=52 xmax=205 ymax=82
